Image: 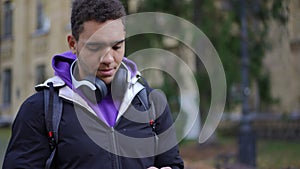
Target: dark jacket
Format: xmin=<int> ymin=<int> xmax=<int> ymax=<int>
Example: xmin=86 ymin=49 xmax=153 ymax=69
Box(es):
xmin=3 ymin=75 xmax=184 ymax=169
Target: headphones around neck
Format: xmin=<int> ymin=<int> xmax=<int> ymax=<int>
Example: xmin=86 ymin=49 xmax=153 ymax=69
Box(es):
xmin=70 ymin=60 xmax=128 ymax=104
xmin=70 ymin=60 xmax=108 ymax=103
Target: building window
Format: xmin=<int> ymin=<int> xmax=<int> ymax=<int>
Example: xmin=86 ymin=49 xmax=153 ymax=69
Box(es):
xmin=34 ymin=0 xmax=50 ymax=36
xmin=3 ymin=1 xmax=13 ymax=38
xmin=36 ymin=0 xmax=44 ymax=30
xmin=35 ymin=65 xmax=46 ymax=84
xmin=2 ymin=69 xmax=12 ymax=107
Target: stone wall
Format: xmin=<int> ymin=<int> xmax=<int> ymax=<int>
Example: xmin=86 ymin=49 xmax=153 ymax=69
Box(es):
xmin=263 ymin=0 xmax=300 ymax=113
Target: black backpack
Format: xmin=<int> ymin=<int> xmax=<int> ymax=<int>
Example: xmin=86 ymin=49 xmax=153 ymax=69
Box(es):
xmin=43 ymin=79 xmax=156 ymax=169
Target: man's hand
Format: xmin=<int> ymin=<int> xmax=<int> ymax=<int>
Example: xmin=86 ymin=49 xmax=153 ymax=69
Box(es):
xmin=147 ymin=167 xmax=172 ymax=169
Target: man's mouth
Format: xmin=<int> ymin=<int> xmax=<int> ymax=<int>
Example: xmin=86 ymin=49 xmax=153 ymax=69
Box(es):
xmin=98 ymin=68 xmax=115 ymax=77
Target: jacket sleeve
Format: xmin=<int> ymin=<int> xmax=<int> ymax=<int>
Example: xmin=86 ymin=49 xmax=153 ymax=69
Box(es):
xmin=3 ymin=92 xmax=51 ymax=169
xmin=153 ymin=99 xmax=184 ymax=169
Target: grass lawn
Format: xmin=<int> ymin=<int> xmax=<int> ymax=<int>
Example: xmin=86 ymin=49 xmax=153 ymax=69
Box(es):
xmin=180 ymin=136 xmax=300 ymax=169
xmin=219 ymin=136 xmax=300 ymax=169
xmin=257 ymin=139 xmax=300 ymax=169
xmin=1 ymin=126 xmax=300 ymax=169
xmin=0 ymin=127 xmax=11 ymax=168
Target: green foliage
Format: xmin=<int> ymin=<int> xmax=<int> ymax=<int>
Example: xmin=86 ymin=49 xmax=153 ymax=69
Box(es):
xmin=124 ymin=34 xmax=163 ymax=57
xmin=160 ymin=73 xmax=180 ymax=116
xmin=194 ymin=0 xmax=288 ymax=112
xmin=271 ymin=0 xmax=290 ymax=24
xmin=195 ymin=70 xmax=211 ymax=121
xmin=137 ymin=0 xmax=192 ymax=19
xmin=121 ymin=0 xmax=288 ymax=112
xmin=257 ymin=73 xmax=279 ymax=109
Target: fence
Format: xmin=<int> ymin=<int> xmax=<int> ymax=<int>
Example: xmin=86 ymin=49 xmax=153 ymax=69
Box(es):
xmin=218 ymin=114 xmax=300 ymax=140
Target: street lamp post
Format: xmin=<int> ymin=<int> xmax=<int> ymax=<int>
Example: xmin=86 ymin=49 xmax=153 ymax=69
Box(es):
xmin=238 ymin=0 xmax=256 ymax=167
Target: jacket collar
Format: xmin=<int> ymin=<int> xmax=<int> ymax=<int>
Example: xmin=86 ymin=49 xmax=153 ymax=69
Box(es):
xmin=35 ymin=76 xmax=66 ymax=91
xmin=36 ymin=66 xmax=144 ymax=124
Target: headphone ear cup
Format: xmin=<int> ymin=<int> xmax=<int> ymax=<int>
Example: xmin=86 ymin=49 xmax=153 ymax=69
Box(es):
xmin=81 ymin=76 xmax=108 ymax=103
xmin=94 ymin=77 xmax=108 ymax=101
xmin=111 ymin=67 xmax=127 ymax=107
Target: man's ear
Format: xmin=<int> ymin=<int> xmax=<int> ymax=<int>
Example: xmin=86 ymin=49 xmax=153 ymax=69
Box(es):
xmin=67 ymin=34 xmax=77 ymax=54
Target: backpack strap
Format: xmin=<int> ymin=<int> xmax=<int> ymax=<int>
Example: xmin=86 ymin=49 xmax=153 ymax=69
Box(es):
xmin=137 ymin=76 xmax=160 ymax=155
xmin=44 ymin=82 xmax=63 ymax=169
xmin=137 ymin=76 xmax=157 ymax=133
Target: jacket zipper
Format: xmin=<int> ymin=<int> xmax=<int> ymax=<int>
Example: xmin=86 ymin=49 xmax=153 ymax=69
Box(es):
xmin=111 ymin=127 xmax=121 ymax=169
xmin=58 ymin=79 xmax=146 ymax=168
xmin=75 ymin=102 xmax=121 ymax=169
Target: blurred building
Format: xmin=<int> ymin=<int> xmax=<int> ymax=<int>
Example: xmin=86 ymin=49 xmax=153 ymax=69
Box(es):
xmin=0 ymin=0 xmax=299 ymax=119
xmin=264 ymin=0 xmax=300 ymax=114
xmin=0 ymin=0 xmax=71 ymax=118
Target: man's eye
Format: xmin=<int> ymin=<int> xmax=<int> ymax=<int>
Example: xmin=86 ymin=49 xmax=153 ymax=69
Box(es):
xmin=86 ymin=44 xmax=104 ymax=52
xmin=112 ymin=45 xmax=122 ymax=50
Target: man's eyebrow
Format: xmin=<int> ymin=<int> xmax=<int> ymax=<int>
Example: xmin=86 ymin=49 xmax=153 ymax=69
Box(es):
xmin=111 ymin=39 xmax=125 ymax=46
xmin=85 ymin=39 xmax=125 ymax=46
xmin=85 ymin=41 xmax=106 ymax=46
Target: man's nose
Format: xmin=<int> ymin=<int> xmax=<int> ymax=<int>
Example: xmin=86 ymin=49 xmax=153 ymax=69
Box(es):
xmin=100 ymin=48 xmax=114 ymax=64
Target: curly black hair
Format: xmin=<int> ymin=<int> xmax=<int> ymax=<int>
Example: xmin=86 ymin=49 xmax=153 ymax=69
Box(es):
xmin=71 ymin=0 xmax=126 ymax=41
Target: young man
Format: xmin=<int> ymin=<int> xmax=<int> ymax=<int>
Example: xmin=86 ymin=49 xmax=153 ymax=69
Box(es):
xmin=3 ymin=0 xmax=184 ymax=168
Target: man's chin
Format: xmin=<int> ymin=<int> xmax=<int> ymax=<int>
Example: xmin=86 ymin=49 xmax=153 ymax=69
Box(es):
xmin=98 ymin=76 xmax=113 ymax=85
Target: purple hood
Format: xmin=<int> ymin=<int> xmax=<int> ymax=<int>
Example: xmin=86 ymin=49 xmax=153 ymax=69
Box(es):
xmin=51 ymin=51 xmax=138 ymax=127
xmin=52 ymin=51 xmax=138 ymax=88
xmin=52 ymin=51 xmax=76 ymax=88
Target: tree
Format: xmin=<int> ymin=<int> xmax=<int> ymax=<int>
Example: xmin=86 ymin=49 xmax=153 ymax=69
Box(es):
xmin=122 ymin=0 xmax=289 ymax=113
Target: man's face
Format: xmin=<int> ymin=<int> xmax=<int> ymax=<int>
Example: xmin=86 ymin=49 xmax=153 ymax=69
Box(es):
xmin=70 ymin=19 xmax=125 ymax=84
